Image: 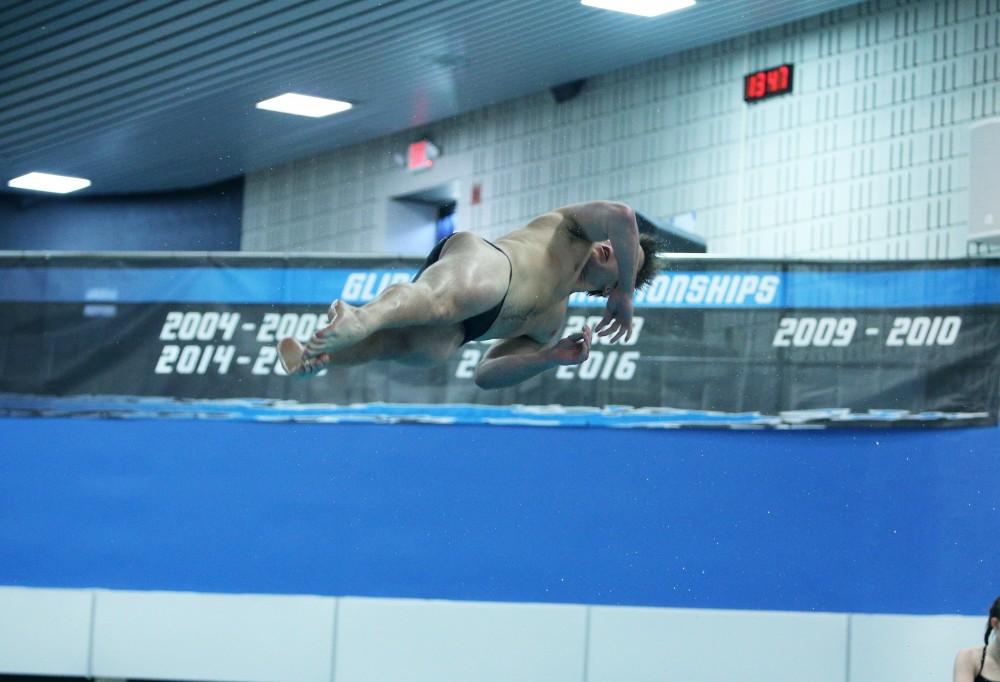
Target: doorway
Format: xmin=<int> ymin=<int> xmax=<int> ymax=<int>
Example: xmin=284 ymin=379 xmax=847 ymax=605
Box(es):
xmin=387 ymin=180 xmax=459 ymax=256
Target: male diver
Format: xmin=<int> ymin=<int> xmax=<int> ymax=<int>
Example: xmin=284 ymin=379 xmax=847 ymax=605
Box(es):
xmin=278 ymin=200 xmax=660 ymax=389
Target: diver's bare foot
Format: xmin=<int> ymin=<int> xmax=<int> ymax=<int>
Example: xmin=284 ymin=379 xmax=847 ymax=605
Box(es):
xmin=277 ymin=337 xmax=328 ymax=377
xmin=304 ymin=300 xmax=368 ymax=357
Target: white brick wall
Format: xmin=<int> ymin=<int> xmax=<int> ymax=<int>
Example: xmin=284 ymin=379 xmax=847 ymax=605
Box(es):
xmin=243 ymin=0 xmax=1000 ymax=260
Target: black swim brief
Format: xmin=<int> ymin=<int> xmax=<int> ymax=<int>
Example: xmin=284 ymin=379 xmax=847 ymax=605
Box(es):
xmin=412 ymin=234 xmax=512 ymax=344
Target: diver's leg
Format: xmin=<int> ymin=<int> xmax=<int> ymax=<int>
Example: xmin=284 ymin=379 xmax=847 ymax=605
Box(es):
xmin=279 ymin=324 xmax=465 ymax=376
xmin=302 ymin=233 xmax=508 ymax=357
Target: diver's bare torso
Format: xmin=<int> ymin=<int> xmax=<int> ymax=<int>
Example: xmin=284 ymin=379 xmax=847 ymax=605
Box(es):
xmin=472 ymin=212 xmax=593 ymax=343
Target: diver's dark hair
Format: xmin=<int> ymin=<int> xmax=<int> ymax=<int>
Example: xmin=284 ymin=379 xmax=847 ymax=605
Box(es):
xmin=588 ymin=233 xmax=663 ymax=296
xmin=635 ymin=232 xmax=662 ymax=291
xmin=985 ymin=595 xmax=1000 ymax=646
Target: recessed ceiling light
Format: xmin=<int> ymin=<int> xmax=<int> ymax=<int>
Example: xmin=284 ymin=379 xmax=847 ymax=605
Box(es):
xmin=581 ymin=0 xmax=695 ymax=17
xmin=255 ymin=93 xmax=353 ymax=118
xmin=8 ymin=172 xmax=91 ymax=194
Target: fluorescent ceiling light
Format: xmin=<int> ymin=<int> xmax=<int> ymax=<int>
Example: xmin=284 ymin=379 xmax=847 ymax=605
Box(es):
xmin=255 ymin=93 xmax=353 ymax=118
xmin=581 ymin=0 xmax=695 ymax=17
xmin=8 ymin=172 xmax=91 ymax=194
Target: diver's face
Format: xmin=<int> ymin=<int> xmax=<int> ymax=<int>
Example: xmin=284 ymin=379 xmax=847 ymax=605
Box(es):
xmin=588 ymin=240 xmax=644 ymax=296
xmin=589 ymin=241 xmax=618 ymax=296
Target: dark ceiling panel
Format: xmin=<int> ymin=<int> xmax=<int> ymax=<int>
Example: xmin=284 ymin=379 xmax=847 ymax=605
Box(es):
xmin=0 ymin=0 xmax=863 ymax=194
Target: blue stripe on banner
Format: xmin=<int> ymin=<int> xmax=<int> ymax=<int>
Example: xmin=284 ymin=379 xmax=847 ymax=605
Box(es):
xmin=787 ymin=269 xmax=1000 ymax=308
xmin=2 ymin=265 xmax=1000 ymax=308
xmin=0 ymin=267 xmax=418 ymax=305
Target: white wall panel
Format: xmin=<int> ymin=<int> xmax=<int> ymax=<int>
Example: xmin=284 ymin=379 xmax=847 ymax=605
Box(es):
xmin=849 ymin=613 xmax=983 ymax=682
xmin=0 ymin=587 xmax=92 ymax=677
xmin=0 ymin=586 xmax=994 ymax=682
xmin=91 ymin=590 xmax=337 ymax=682
xmin=334 ymin=597 xmax=587 ymax=682
xmin=587 ymin=606 xmax=849 ymax=682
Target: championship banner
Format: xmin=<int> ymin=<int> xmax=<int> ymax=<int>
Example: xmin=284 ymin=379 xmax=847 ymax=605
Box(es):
xmin=1 ymin=253 xmax=999 ymax=428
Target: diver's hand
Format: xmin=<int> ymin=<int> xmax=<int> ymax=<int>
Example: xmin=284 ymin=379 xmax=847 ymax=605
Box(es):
xmin=545 ymin=325 xmax=593 ymax=365
xmin=596 ymin=288 xmax=634 ymax=343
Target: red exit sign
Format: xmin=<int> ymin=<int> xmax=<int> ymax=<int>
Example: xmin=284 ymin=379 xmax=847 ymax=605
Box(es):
xmin=744 ymin=64 xmax=793 ymax=103
xmin=407 ymin=140 xmax=434 ymax=171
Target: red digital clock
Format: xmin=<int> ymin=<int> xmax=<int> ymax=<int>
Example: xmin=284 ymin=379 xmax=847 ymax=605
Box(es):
xmin=744 ymin=64 xmax=794 ymax=103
